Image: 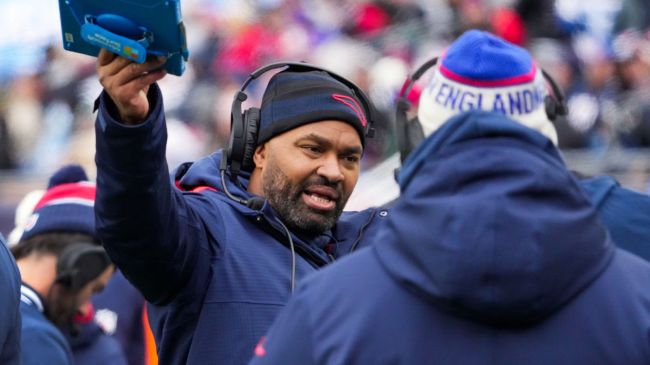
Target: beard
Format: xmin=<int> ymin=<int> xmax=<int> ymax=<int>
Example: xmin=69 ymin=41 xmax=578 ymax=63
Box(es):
xmin=46 ymin=284 xmax=80 ymax=332
xmin=263 ymin=160 xmax=347 ymax=237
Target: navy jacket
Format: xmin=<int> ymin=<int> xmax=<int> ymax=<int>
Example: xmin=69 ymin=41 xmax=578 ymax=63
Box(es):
xmin=580 ymin=175 xmax=650 ymax=262
xmin=0 ymin=236 xmax=21 ymax=365
xmin=251 ymin=112 xmax=650 ymax=365
xmin=20 ymin=284 xmax=74 ymax=365
xmin=94 ymin=86 xmax=385 ymax=364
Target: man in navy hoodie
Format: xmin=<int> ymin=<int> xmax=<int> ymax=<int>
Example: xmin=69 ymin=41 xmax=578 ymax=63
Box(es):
xmin=94 ymin=51 xmax=384 ymax=364
xmin=0 ymin=234 xmax=21 ymax=365
xmin=250 ymin=31 xmax=650 ymax=364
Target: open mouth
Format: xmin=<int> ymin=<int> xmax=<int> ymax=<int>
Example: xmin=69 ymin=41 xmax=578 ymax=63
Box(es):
xmin=302 ymin=186 xmax=339 ymax=211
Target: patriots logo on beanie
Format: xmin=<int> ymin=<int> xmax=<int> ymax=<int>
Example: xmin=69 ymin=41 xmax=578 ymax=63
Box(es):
xmin=418 ymin=30 xmax=558 ymax=145
xmin=258 ymin=70 xmax=368 ymax=146
xmin=20 ymin=165 xmax=96 ymax=241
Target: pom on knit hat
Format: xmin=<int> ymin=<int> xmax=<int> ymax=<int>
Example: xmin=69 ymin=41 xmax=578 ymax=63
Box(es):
xmin=258 ymin=70 xmax=369 ymax=146
xmin=417 ymin=30 xmax=558 ymax=144
xmin=20 ymin=165 xmax=96 ymax=241
xmin=47 ymin=165 xmax=88 ymax=189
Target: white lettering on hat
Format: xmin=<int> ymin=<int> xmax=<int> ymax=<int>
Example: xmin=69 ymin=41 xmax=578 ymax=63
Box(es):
xmin=430 ymin=81 xmax=545 ymax=117
xmin=418 ymin=69 xmax=558 ymax=145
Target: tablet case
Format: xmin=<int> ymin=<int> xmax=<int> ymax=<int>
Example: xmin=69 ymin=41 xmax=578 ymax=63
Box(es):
xmin=58 ymin=0 xmax=189 ymax=76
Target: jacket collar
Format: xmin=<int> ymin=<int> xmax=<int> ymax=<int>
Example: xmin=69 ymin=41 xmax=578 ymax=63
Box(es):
xmin=21 ymin=283 xmax=44 ymax=312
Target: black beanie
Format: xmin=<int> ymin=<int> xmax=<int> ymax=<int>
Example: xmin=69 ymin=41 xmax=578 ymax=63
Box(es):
xmin=258 ymin=70 xmax=369 ymax=146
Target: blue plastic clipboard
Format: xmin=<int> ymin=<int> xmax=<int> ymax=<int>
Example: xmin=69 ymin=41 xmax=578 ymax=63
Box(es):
xmin=58 ymin=0 xmax=189 ymax=76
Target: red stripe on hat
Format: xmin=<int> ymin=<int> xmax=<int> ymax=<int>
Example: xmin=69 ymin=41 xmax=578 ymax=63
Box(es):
xmin=332 ymin=94 xmax=367 ymax=127
xmin=34 ymin=182 xmax=96 ymax=211
xmin=439 ymin=63 xmax=537 ymax=87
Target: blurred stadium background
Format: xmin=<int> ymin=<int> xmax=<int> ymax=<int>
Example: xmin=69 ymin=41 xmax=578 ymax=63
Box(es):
xmin=1 ymin=0 xmax=650 ymax=236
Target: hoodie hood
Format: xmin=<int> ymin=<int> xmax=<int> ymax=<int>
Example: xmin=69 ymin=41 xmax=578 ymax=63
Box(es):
xmin=375 ymin=111 xmax=614 ymax=327
xmin=175 ymin=150 xmax=251 ymax=202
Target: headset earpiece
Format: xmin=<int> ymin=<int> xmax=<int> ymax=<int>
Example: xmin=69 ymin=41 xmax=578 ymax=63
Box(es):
xmin=545 ymin=95 xmax=558 ymax=121
xmin=226 ymin=91 xmax=248 ymax=179
xmin=396 ymin=57 xmax=438 ymax=162
xmin=240 ymin=108 xmax=260 ymax=172
xmin=55 ymin=242 xmax=112 ymax=292
xmin=541 ymin=69 xmax=568 ymax=122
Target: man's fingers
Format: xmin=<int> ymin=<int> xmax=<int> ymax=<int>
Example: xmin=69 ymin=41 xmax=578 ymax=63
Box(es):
xmin=100 ymin=56 xmax=138 ymax=80
xmin=97 ymin=49 xmax=116 ymax=66
xmin=114 ymin=69 xmax=167 ymax=100
xmin=133 ymin=69 xmax=167 ymax=90
xmin=98 ymin=52 xmax=166 ymax=82
xmin=110 ymin=57 xmax=167 ymax=87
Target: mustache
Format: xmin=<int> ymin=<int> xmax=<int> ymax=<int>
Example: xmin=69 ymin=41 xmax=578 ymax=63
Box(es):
xmin=301 ymin=176 xmax=343 ymax=195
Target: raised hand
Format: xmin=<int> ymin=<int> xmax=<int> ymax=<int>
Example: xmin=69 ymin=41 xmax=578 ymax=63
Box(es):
xmin=96 ymin=49 xmax=167 ymax=125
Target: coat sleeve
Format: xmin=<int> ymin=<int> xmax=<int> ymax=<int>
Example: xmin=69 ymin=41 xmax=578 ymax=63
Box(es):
xmin=581 ymin=177 xmax=650 ymax=262
xmin=248 ymin=286 xmax=316 ymax=365
xmin=94 ymin=85 xmax=212 ymax=305
xmin=0 ymin=239 xmax=21 ymax=365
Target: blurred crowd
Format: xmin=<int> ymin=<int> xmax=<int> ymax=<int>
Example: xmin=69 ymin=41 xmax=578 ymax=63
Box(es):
xmin=1 ymin=0 xmax=650 ymax=177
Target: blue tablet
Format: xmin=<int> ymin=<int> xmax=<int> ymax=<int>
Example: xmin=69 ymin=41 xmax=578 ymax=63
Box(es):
xmin=58 ymin=0 xmax=189 ymax=76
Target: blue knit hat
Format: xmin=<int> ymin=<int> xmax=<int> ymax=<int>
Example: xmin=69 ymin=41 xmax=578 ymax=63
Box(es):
xmin=20 ymin=165 xmax=96 ymax=241
xmin=418 ymin=30 xmax=558 ymax=144
xmin=258 ymin=70 xmax=369 ymax=146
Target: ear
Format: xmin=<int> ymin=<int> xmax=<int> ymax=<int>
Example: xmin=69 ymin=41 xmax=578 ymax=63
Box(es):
xmin=252 ymin=143 xmax=267 ymax=170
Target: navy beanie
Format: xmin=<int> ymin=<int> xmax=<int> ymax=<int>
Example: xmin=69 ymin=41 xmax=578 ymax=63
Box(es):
xmin=258 ymin=70 xmax=369 ymax=146
xmin=20 ymin=165 xmax=96 ymax=241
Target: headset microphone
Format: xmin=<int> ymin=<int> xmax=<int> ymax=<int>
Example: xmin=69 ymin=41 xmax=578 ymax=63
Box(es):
xmin=246 ymin=197 xmax=266 ymax=210
xmin=219 ymin=166 xmax=266 ymax=210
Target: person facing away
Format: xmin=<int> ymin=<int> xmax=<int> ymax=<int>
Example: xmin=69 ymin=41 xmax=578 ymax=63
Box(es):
xmin=346 ymin=30 xmax=650 ymax=263
xmin=0 ymin=234 xmax=21 ymax=365
xmin=93 ymin=50 xmax=386 ymax=364
xmin=12 ymin=165 xmax=125 ymax=365
xmin=249 ymin=30 xmax=650 ymax=365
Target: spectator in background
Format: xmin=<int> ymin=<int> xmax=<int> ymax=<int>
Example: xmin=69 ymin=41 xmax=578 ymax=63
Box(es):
xmin=613 ymin=29 xmax=650 ymax=147
xmin=250 ymin=30 xmax=650 ymax=365
xmin=528 ymin=38 xmax=587 ymax=149
xmin=570 ymin=34 xmax=620 ymax=149
xmin=0 ymin=233 xmax=21 ymax=365
xmin=11 ymin=167 xmax=117 ymax=365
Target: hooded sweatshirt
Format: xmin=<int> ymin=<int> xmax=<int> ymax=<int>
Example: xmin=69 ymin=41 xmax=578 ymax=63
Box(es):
xmin=250 ymin=111 xmax=650 ymax=365
xmin=94 ymin=85 xmax=385 ymax=364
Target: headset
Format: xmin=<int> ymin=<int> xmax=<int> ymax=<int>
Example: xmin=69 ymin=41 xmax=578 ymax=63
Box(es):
xmin=395 ymin=57 xmax=569 ymax=162
xmin=55 ymin=242 xmax=112 ymax=292
xmin=220 ymin=61 xmax=377 ymax=183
